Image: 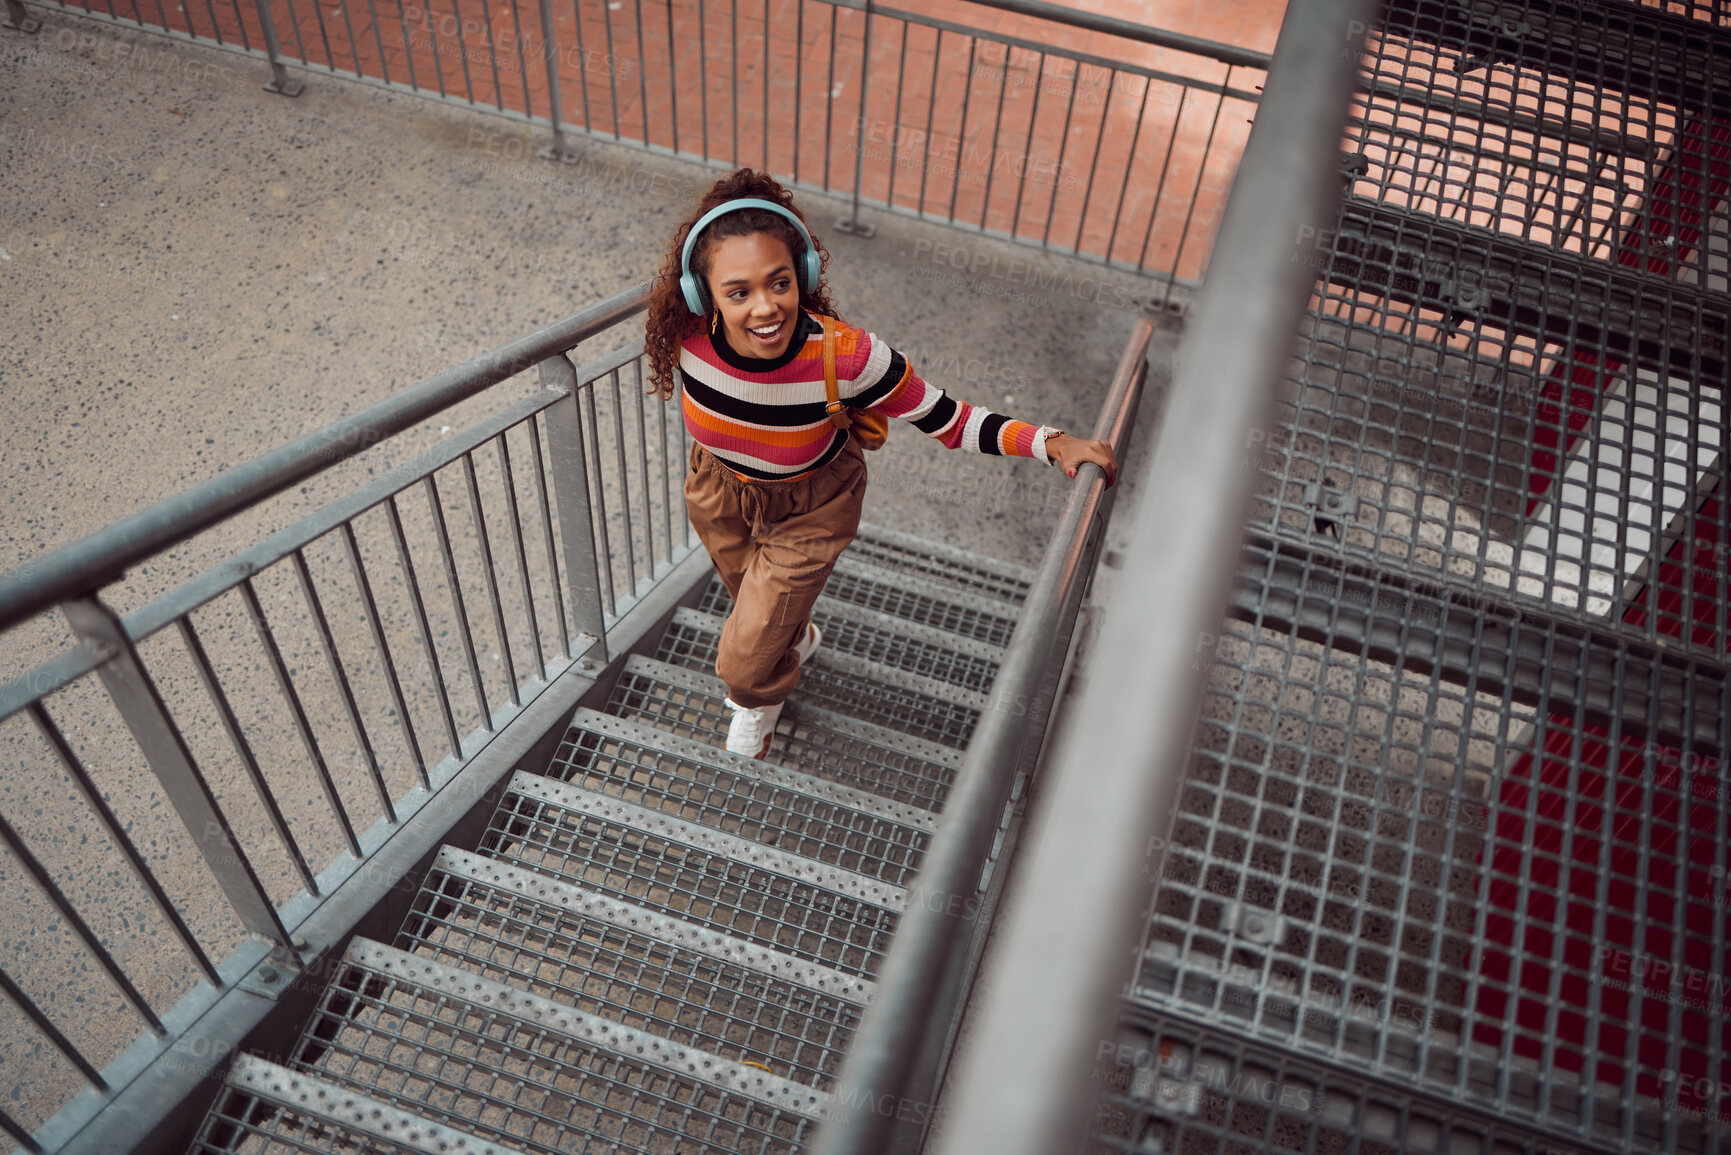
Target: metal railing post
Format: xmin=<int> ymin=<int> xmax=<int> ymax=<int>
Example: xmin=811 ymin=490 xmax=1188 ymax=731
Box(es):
xmin=2 ymin=0 xmax=40 ymax=33
xmin=835 ymin=0 xmax=877 ymax=237
xmin=539 ymin=351 xmax=609 ymax=665
xmin=536 ymin=0 xmax=574 ymax=162
xmin=249 ymin=0 xmax=305 ymax=95
xmin=60 ymin=596 xmax=301 ymax=970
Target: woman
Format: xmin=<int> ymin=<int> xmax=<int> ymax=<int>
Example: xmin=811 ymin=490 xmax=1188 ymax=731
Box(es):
xmin=644 ymin=168 xmax=1118 ymax=759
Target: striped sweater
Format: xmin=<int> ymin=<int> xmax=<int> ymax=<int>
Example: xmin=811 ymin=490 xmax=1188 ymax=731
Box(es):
xmin=679 ymin=311 xmax=1057 ymax=481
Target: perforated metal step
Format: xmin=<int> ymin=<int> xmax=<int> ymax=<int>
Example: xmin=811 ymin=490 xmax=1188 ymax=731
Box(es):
xmin=606 ymin=654 xmax=962 ymax=811
xmin=401 ymin=847 xmax=873 ymax=1089
xmin=288 ymin=939 xmax=826 ymax=1153
xmin=820 ymin=555 xmax=1023 ymax=647
xmin=654 ymin=607 xmax=985 ymax=748
xmin=192 ymin=1053 xmax=522 ymax=1155
xmin=549 ymin=709 xmax=935 ymax=886
xmin=853 ymin=521 xmax=1035 ymax=604
xmin=485 ymin=771 xmax=904 ymax=977
xmin=694 ymin=576 xmax=1007 ymax=693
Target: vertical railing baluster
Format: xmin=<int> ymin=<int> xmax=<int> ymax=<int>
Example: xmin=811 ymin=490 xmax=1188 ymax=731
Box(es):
xmin=609 ymin=369 xmax=640 ymax=592
xmin=538 ymin=0 xmax=570 ymax=157
xmin=367 ymin=0 xmax=392 ymax=84
xmin=393 ymin=0 xmax=422 ymax=93
xmin=1040 ymin=52 xmax=1081 ymax=248
xmin=461 ymin=452 xmax=522 ymax=705
xmin=1104 ymin=74 xmax=1154 ymax=266
xmin=657 ymin=358 xmax=675 ymax=567
xmin=1071 ymin=66 xmax=1115 ymax=254
xmin=698 ymin=0 xmax=711 ymax=159
xmin=838 ymin=0 xmax=875 ymax=236
xmin=954 ymin=36 xmax=981 ymax=223
xmin=601 ymin=0 xmax=621 ymax=136
xmin=978 ymin=37 xmax=1012 ymax=232
xmin=1135 ymin=84 xmax=1190 ymax=276
xmin=495 ymin=431 xmax=549 ymax=681
xmin=173 ymin=619 xmax=320 ymax=894
xmin=249 ymin=0 xmax=306 ymax=94
xmin=731 ymin=0 xmax=740 ymax=163
xmin=0 ymin=966 xmax=108 ymax=1089
xmin=387 ymin=492 xmax=464 ymax=759
xmin=1163 ymin=70 xmax=1231 ymax=304
xmin=583 ymin=381 xmax=620 ymax=615
xmin=540 ymin=351 xmax=609 ymax=663
xmin=423 ymin=473 xmax=495 ymax=730
xmin=449 ymin=0 xmax=478 ymax=100
xmin=572 ymin=0 xmax=593 ymax=130
xmin=60 ymin=594 xmax=300 ymax=960
xmin=664 ymin=0 xmax=680 ymax=154
xmin=31 ymin=701 xmax=226 ymax=984
xmin=529 ymin=412 xmax=573 ymax=659
xmin=634 ymin=359 xmax=655 ymax=573
xmin=237 ymin=577 xmax=364 ymax=854
xmin=1009 ymin=49 xmax=1048 ymax=238
xmin=339 ymin=522 xmax=430 ymax=789
xmin=291 ymin=548 xmax=397 ymax=823
xmin=634 ymin=0 xmax=651 ymax=146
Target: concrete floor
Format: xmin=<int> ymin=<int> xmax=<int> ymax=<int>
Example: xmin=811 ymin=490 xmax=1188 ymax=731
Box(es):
xmin=0 ymin=8 xmax=1184 ymax=1140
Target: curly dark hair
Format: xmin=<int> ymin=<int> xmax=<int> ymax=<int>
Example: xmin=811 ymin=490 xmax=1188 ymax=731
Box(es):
xmin=645 ymin=168 xmax=846 ymax=400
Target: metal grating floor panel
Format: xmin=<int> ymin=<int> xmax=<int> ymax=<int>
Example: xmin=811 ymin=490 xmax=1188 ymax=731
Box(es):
xmin=484 ymin=785 xmax=900 ymax=978
xmin=400 ymin=851 xmax=867 ymax=1089
xmin=1128 ymin=542 xmax=1731 ymax=1150
xmin=291 ymin=947 xmax=817 ymax=1154
xmin=1086 ymin=1007 xmax=1680 ymax=1155
xmin=547 ymin=716 xmax=931 ymax=887
xmin=605 ymin=657 xmax=961 ymax=811
xmin=653 ymin=613 xmax=981 ymax=749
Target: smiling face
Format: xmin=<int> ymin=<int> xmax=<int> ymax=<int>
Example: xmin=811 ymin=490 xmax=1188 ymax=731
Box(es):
xmin=703 ymin=231 xmax=802 ymax=358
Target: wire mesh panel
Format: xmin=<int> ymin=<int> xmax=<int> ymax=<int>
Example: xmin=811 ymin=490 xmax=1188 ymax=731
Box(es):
xmin=1086 ymin=1009 xmax=1661 ymax=1155
xmin=1125 ymin=537 xmax=1730 ymax=1152
xmin=1255 ymin=5 xmax=1731 ymax=665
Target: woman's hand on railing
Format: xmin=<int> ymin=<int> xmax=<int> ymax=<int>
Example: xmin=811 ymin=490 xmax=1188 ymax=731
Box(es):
xmin=1046 ymin=432 xmax=1119 ymax=486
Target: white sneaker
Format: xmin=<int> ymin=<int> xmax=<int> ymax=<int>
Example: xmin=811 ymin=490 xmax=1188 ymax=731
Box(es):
xmin=725 ymin=697 xmax=784 ymax=759
xmin=793 ymin=622 xmax=822 ymax=666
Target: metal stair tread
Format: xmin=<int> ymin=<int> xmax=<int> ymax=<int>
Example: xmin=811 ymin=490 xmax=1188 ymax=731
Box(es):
xmin=338 ymin=937 xmax=831 ymax=1120
xmin=697 ymin=573 xmax=1009 ymax=667
xmin=671 ymin=602 xmax=1003 ymax=699
xmin=854 ymin=521 xmax=1037 ymax=599
xmin=210 ymin=1053 xmax=522 ymax=1155
xmin=830 ymin=552 xmax=1024 ymax=621
xmin=613 ymin=652 xmax=963 ymax=769
xmin=422 ymin=846 xmax=879 ymax=1004
xmin=564 ymin=707 xmax=939 ymax=831
xmin=500 ymin=770 xmax=907 ymax=912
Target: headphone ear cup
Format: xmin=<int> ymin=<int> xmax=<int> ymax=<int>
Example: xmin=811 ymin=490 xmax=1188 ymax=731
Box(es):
xmin=680 ymin=271 xmax=707 ymax=316
xmin=802 ymin=248 xmax=821 ymax=296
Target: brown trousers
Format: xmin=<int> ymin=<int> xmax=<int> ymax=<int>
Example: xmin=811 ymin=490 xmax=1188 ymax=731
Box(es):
xmin=683 ymin=439 xmax=867 ymax=708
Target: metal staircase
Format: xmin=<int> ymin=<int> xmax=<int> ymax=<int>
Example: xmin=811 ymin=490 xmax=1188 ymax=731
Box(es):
xmin=183 ymin=525 xmax=1032 ymax=1155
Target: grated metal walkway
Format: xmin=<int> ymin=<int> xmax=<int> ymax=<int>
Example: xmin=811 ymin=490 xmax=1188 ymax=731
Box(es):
xmin=1089 ymin=1 xmax=1731 ymax=1153
xmin=181 ymin=523 xmax=1031 ymax=1154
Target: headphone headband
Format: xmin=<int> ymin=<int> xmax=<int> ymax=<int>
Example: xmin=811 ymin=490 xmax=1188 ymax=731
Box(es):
xmin=678 ymin=197 xmax=821 ymax=315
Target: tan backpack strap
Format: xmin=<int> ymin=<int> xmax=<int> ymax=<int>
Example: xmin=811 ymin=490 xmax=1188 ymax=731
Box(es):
xmin=820 ymin=315 xmax=851 ymax=430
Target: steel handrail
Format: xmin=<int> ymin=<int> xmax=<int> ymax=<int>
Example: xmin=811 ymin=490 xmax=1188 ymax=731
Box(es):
xmin=0 ymin=280 xmax=651 ymax=632
xmin=811 ymin=310 xmax=1156 ymax=1155
xmin=927 ymin=0 xmax=1378 ymax=1149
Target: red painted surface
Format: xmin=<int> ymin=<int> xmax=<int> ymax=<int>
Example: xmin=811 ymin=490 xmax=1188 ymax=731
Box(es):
xmin=1478 ymin=113 xmax=1730 ymax=1111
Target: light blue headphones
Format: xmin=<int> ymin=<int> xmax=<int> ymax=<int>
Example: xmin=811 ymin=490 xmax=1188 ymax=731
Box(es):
xmin=678 ymin=197 xmax=821 ymax=315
